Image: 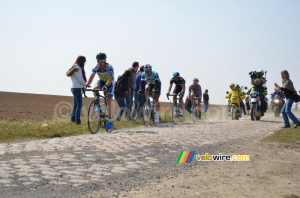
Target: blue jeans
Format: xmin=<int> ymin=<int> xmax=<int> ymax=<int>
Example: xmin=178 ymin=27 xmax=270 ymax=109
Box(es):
xmin=134 ymin=92 xmax=146 ymax=119
xmin=129 ymin=89 xmax=134 ymax=112
xmin=115 ymin=94 xmax=130 ymax=120
xmin=204 ymin=101 xmax=209 ymax=112
xmin=281 ymin=98 xmax=300 ymax=126
xmin=71 ymin=88 xmax=83 ymax=122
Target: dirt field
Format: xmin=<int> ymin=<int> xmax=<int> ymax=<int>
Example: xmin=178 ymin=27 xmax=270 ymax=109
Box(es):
xmin=0 ymin=92 xmax=223 ymax=122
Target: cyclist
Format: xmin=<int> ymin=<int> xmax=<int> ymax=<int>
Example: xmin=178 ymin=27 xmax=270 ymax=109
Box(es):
xmin=166 ymin=72 xmax=186 ymax=115
xmin=86 ymin=52 xmax=114 ymax=129
xmin=139 ymin=64 xmax=161 ymax=123
xmin=184 ymin=78 xmax=202 ymax=114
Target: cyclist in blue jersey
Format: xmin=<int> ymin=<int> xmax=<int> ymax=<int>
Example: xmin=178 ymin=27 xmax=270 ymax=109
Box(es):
xmin=139 ymin=64 xmax=161 ymax=123
xmin=86 ymin=53 xmax=114 ymax=129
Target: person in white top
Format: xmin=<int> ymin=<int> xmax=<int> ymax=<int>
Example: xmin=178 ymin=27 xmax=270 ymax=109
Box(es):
xmin=70 ymin=56 xmax=87 ymax=124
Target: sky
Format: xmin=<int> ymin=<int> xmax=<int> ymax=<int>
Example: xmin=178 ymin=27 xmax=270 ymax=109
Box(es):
xmin=0 ymin=0 xmax=299 ymax=104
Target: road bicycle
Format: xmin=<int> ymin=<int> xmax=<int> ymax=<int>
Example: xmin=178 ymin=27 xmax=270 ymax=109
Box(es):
xmin=191 ymin=97 xmax=201 ymax=123
xmin=85 ymin=88 xmax=114 ymax=133
xmin=167 ymin=93 xmax=184 ymax=123
xmin=143 ymin=91 xmax=156 ymax=127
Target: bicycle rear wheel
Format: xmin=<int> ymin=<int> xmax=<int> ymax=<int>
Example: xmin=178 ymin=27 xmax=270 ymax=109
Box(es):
xmin=87 ymin=100 xmax=101 ymax=134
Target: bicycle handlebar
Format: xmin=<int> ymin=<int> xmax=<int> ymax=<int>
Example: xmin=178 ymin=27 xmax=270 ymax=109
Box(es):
xmin=85 ymin=88 xmax=105 ymax=92
xmin=167 ymin=93 xmax=181 ymax=100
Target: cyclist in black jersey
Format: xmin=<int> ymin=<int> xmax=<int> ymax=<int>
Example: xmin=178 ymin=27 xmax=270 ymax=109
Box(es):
xmin=167 ymin=72 xmax=186 ymax=115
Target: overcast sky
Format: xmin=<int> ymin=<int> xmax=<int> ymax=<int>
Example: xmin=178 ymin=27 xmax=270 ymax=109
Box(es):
xmin=0 ymin=0 xmax=299 ymax=104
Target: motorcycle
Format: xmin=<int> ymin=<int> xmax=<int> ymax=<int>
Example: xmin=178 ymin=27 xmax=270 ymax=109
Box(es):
xmin=272 ymin=95 xmax=284 ymax=117
xmin=247 ymin=86 xmax=262 ymax=121
xmin=245 ymin=94 xmax=250 ymax=115
xmin=226 ymin=91 xmax=242 ymax=120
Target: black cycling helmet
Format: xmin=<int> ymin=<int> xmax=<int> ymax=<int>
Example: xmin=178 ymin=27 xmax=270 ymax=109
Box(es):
xmin=173 ymin=72 xmax=180 ymax=77
xmin=96 ymin=53 xmax=107 ymax=60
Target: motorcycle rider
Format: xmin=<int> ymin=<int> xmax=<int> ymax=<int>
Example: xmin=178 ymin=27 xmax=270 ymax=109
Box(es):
xmin=248 ymin=70 xmax=268 ymax=116
xmin=235 ymin=84 xmax=247 ymax=115
xmin=227 ymin=83 xmax=236 ymax=113
xmin=184 ymin=78 xmax=202 ymax=114
xmin=167 ymin=72 xmax=186 ymax=115
xmin=247 ymin=78 xmax=268 ymax=116
xmin=270 ymin=87 xmax=285 ymax=110
xmin=226 ymin=84 xmax=243 ymax=115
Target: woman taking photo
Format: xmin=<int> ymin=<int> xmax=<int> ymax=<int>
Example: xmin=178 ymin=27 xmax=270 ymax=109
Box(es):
xmin=70 ymin=56 xmax=87 ymax=124
xmin=275 ymin=70 xmax=300 ymax=128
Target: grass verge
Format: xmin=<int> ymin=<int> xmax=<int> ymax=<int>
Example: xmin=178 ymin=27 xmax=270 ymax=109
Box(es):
xmin=262 ymin=120 xmax=300 ymax=143
xmin=0 ymin=114 xmax=174 ymax=144
xmin=0 ymin=111 xmax=216 ymax=144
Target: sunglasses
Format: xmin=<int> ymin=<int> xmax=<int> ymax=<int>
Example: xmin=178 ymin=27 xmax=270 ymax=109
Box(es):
xmin=97 ymin=60 xmax=105 ymax=63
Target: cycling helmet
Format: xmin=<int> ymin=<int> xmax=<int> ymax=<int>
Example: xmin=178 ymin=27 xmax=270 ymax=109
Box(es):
xmin=173 ymin=72 xmax=180 ymax=77
xmin=254 ymin=78 xmax=261 ymax=86
xmin=193 ymin=78 xmax=199 ymax=82
xmin=144 ymin=64 xmax=152 ymax=72
xmin=96 ymin=53 xmax=107 ymax=60
xmin=229 ymin=83 xmax=235 ymax=87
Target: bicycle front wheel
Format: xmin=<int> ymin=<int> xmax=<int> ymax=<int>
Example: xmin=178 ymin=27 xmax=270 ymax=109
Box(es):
xmin=143 ymin=103 xmax=151 ymax=127
xmin=192 ymin=104 xmax=198 ymax=124
xmin=87 ymin=100 xmax=101 ymax=134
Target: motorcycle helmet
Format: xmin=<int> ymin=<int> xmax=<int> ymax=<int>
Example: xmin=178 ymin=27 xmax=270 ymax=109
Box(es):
xmin=235 ymin=84 xmax=240 ymax=90
xmin=257 ymin=69 xmax=264 ymax=74
xmin=254 ymin=78 xmax=261 ymax=86
xmin=144 ymin=64 xmax=152 ymax=72
xmin=96 ymin=53 xmax=107 ymax=60
xmin=230 ymin=83 xmax=235 ymax=90
xmin=173 ymin=72 xmax=180 ymax=77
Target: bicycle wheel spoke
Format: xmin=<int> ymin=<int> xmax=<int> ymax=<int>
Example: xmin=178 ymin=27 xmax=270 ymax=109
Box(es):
xmin=87 ymin=101 xmax=100 ymax=134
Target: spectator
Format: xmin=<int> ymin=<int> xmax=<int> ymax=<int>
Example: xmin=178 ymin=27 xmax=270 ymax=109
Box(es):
xmin=203 ymin=89 xmax=209 ymax=112
xmin=114 ymin=70 xmax=131 ymax=121
xmin=128 ymin=62 xmax=139 ymax=119
xmin=275 ymin=70 xmax=300 ymax=128
xmin=70 ymin=56 xmax=87 ymax=125
xmin=133 ymin=66 xmax=145 ymax=120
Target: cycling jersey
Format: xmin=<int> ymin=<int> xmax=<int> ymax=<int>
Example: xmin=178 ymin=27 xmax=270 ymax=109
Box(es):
xmin=170 ymin=77 xmax=185 ymax=94
xmin=170 ymin=77 xmax=185 ymax=86
xmin=141 ymin=71 xmax=160 ymax=85
xmin=92 ymin=63 xmax=114 ymax=82
xmin=188 ymin=84 xmax=202 ymax=98
xmin=92 ymin=63 xmax=115 ymax=98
